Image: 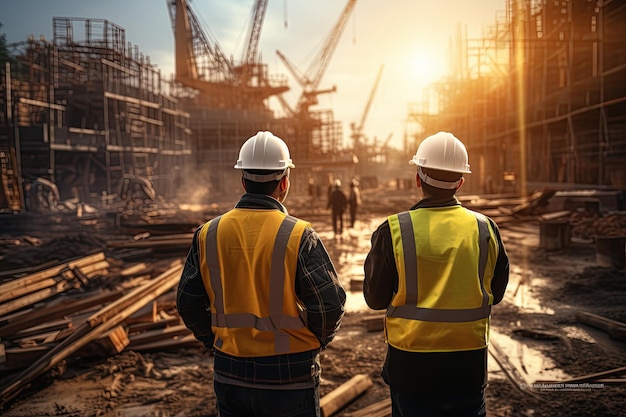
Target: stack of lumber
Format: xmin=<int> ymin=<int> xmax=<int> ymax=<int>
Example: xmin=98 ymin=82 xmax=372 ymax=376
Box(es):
xmin=569 ymin=211 xmax=626 ymax=240
xmin=0 ymin=254 xmax=198 ymax=407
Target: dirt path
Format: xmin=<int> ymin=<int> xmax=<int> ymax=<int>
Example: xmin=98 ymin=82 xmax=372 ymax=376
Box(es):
xmin=1 ymin=197 xmax=625 ymax=416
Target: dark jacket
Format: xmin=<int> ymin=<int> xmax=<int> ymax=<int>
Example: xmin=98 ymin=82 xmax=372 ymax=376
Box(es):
xmin=363 ymin=196 xmax=509 ymax=395
xmin=177 ymin=193 xmax=346 ymax=387
xmin=327 ymin=188 xmax=347 ymax=213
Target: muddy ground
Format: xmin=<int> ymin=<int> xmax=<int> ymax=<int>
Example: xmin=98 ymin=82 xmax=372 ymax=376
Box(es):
xmin=1 ymin=188 xmax=625 ymax=417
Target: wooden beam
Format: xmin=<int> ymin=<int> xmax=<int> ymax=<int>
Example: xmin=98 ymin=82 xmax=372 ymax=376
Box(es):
xmin=128 ymin=324 xmax=191 ymax=348
xmin=76 ymin=326 xmax=130 ymax=358
xmin=346 ymin=398 xmax=391 ymax=417
xmin=320 ymin=374 xmax=373 ymax=417
xmin=126 ymin=333 xmax=201 ymax=352
xmin=575 ymin=311 xmax=626 ymax=341
xmin=362 ymin=315 xmax=385 ymax=332
xmin=535 ymin=366 xmax=626 ymax=384
xmin=0 ymin=252 xmax=105 ymax=297
xmin=0 ymin=261 xmax=183 ymax=407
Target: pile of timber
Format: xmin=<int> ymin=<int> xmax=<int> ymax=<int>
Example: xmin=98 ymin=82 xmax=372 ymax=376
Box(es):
xmin=569 ymin=211 xmax=626 ymax=240
xmin=0 ymin=253 xmax=197 ymax=408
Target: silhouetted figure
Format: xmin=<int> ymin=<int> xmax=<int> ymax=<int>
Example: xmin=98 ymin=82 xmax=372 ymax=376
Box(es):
xmin=348 ymin=179 xmax=361 ymax=228
xmin=327 ymin=179 xmax=347 ymax=237
xmin=308 ymin=177 xmax=317 ymax=211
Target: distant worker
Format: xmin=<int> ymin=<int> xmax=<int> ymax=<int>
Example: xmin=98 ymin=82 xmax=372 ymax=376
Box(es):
xmin=308 ymin=177 xmax=317 ymax=212
xmin=348 ymin=178 xmax=362 ymax=228
xmin=363 ymin=131 xmax=509 ymax=417
xmin=327 ymin=179 xmax=347 ymax=237
xmin=177 ymin=131 xmax=346 ymax=417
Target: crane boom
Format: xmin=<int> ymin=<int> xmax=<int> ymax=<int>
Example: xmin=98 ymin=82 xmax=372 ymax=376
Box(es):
xmin=306 ymin=0 xmax=357 ymax=91
xmin=356 ymin=64 xmax=384 ymax=133
xmin=243 ymin=0 xmax=268 ymax=66
xmin=276 ymin=0 xmax=358 ymax=115
xmin=275 ymin=50 xmax=308 ymax=88
xmin=167 ymin=0 xmax=232 ymax=84
xmin=167 ymin=0 xmax=288 ymax=108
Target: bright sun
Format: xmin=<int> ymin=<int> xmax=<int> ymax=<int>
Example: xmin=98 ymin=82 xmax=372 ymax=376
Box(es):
xmin=410 ymin=47 xmax=449 ymax=87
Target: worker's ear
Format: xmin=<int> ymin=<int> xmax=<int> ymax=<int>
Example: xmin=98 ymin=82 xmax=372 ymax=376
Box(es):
xmin=455 ymin=177 xmax=465 ymax=191
xmin=415 ymin=172 xmax=422 ymax=188
xmin=279 ymin=175 xmax=289 ymax=191
xmin=241 ymin=176 xmax=247 ymax=191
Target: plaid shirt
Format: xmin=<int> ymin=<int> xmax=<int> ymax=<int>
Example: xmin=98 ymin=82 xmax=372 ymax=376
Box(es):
xmin=177 ymin=193 xmax=346 ymax=386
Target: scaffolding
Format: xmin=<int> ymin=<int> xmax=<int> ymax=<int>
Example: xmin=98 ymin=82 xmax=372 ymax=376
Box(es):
xmin=0 ymin=18 xmax=191 ymax=212
xmin=407 ymin=0 xmax=626 ymax=195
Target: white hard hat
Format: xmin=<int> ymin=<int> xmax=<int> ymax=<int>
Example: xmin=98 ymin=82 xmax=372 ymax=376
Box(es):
xmin=409 ymin=132 xmax=471 ymax=174
xmin=234 ymin=131 xmax=294 ymax=181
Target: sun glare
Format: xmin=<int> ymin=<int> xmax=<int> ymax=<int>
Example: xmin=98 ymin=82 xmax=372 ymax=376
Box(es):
xmin=409 ymin=47 xmax=448 ymax=87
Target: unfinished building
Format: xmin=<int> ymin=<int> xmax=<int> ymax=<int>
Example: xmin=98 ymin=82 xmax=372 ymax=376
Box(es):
xmin=167 ymin=0 xmax=354 ymax=197
xmin=407 ymin=0 xmax=626 ymax=196
xmin=0 ymin=1 xmax=360 ymax=213
xmin=0 ymin=18 xmax=191 ymax=213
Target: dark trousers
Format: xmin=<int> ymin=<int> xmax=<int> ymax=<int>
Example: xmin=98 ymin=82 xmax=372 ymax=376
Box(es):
xmin=331 ymin=211 xmax=343 ymax=235
xmin=349 ymin=205 xmax=357 ymax=227
xmin=214 ymin=380 xmax=320 ymax=417
xmin=390 ymin=387 xmax=486 ymax=417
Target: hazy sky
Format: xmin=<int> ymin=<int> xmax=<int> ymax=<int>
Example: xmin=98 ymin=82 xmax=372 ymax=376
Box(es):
xmin=1 ymin=0 xmax=505 ymax=150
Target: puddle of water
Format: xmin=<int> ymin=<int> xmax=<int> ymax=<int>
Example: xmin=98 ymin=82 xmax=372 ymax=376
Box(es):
xmin=489 ymin=329 xmax=571 ymax=385
xmin=508 ymin=270 xmax=555 ymax=315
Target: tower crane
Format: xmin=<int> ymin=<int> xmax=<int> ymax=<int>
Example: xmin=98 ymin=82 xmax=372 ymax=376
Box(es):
xmin=236 ymin=0 xmax=268 ymax=87
xmin=276 ymin=0 xmax=357 ymax=116
xmin=351 ymin=63 xmax=384 ymax=150
xmin=167 ymin=0 xmax=288 ymax=109
xmin=167 ymin=0 xmax=232 ymax=86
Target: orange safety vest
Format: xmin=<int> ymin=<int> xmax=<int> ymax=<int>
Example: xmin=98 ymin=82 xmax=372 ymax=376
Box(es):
xmin=197 ymin=208 xmax=321 ymax=357
xmin=385 ymin=206 xmax=499 ymax=352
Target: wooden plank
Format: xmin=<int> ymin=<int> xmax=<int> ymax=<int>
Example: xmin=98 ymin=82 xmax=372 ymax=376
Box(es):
xmin=121 ymin=262 xmax=149 ymax=277
xmin=124 ymin=301 xmax=157 ymax=325
xmin=11 ymin=319 xmax=72 ymax=342
xmin=0 ymin=280 xmax=77 ymax=317
xmin=0 ymin=345 xmax=51 ymax=371
xmin=0 ymin=274 xmax=68 ymax=304
xmin=347 ymin=398 xmax=391 ymax=417
xmin=320 ymin=374 xmax=373 ymax=417
xmin=0 ymin=261 xmax=183 ymax=408
xmin=0 ymin=260 xmax=61 ymax=279
xmin=77 ymin=260 xmax=110 ymax=278
xmin=349 ymin=279 xmax=363 ymax=291
xmin=127 ymin=333 xmax=201 ymax=352
xmin=76 ymin=326 xmax=130 ymax=358
xmin=362 ymin=315 xmax=385 ymax=332
xmin=0 ymin=252 xmax=105 ymax=296
xmin=0 ymin=290 xmax=122 ymax=337
xmin=127 ymin=317 xmax=180 ymax=334
xmin=535 ymin=366 xmax=626 ymax=384
xmin=128 ymin=324 xmax=191 ymax=348
xmin=575 ymin=311 xmax=626 ymax=341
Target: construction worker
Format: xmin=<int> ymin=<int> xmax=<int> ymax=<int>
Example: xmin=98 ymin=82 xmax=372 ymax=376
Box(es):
xmin=347 ymin=178 xmax=362 ymax=228
xmin=177 ymin=131 xmax=346 ymax=417
xmin=363 ymin=132 xmax=509 ymax=417
xmin=327 ymin=179 xmax=347 ymax=237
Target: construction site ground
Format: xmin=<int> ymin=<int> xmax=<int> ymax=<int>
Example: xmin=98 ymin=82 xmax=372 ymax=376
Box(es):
xmin=1 ymin=187 xmax=625 ymax=417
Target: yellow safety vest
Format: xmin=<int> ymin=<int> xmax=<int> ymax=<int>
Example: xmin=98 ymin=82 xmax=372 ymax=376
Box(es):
xmin=386 ymin=206 xmax=499 ymax=352
xmin=197 ymin=209 xmax=321 ymax=357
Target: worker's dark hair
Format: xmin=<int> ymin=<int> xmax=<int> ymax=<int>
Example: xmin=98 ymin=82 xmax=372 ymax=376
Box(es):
xmin=242 ymin=169 xmax=282 ymax=195
xmin=419 ymin=167 xmax=462 ymax=199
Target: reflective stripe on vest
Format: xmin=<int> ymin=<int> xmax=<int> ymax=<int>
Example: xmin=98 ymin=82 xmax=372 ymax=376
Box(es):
xmin=204 ymin=214 xmax=309 ymax=354
xmin=386 ymin=210 xmax=492 ymax=323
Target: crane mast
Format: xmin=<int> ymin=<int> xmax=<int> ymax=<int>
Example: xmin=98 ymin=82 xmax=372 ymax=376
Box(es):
xmin=276 ymin=0 xmax=358 ymax=115
xmin=168 ymin=0 xmax=288 ymax=109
